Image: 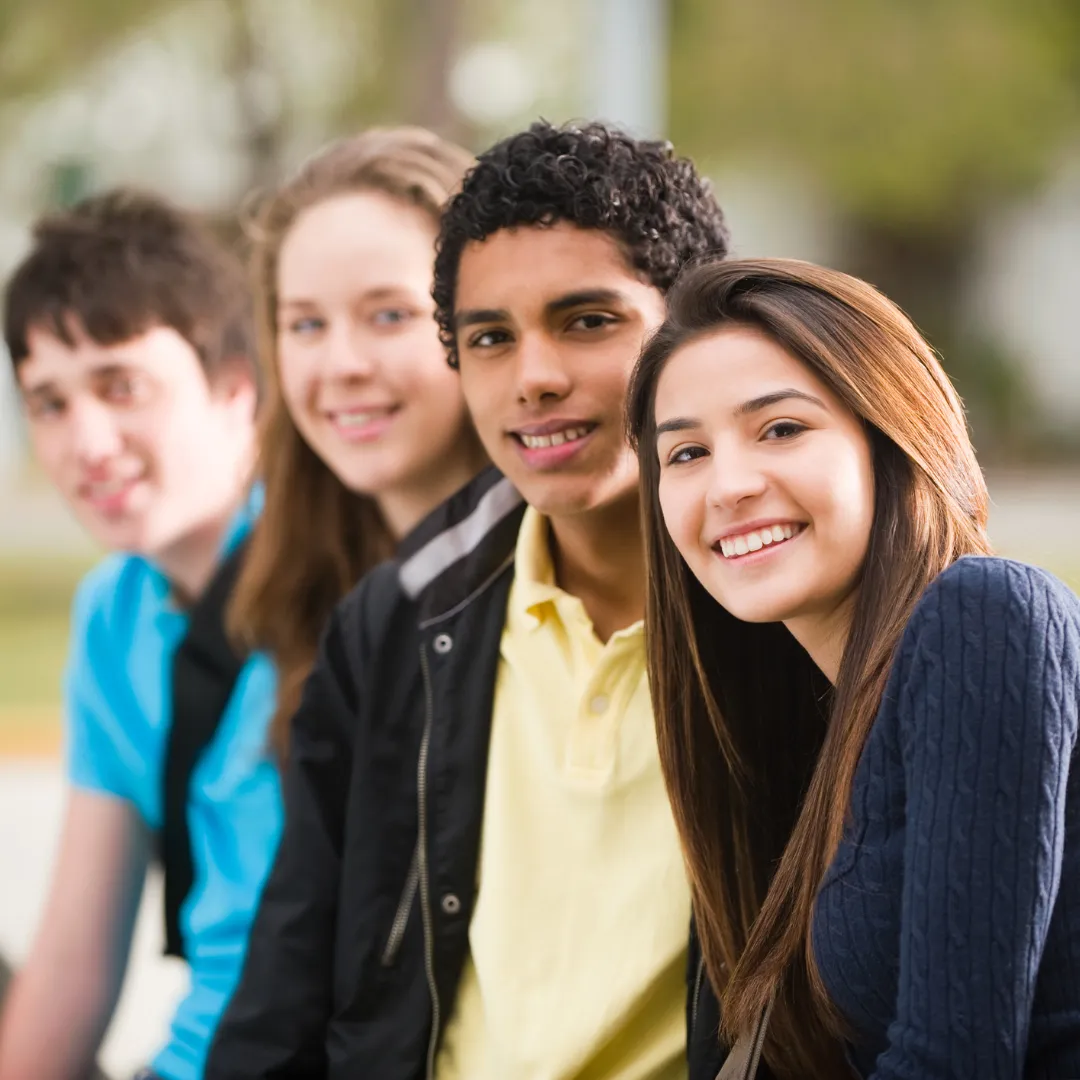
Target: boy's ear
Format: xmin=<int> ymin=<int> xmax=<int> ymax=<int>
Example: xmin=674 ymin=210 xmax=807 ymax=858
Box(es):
xmin=213 ymin=355 xmax=260 ymax=420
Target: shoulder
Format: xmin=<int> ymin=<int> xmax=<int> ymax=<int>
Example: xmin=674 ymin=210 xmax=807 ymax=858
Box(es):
xmin=69 ymin=553 xmax=159 ymax=651
xmin=336 ymin=559 xmax=412 ymax=650
xmin=893 ymin=557 xmax=1080 ymax=740
xmin=904 ymin=556 xmax=1080 ymax=655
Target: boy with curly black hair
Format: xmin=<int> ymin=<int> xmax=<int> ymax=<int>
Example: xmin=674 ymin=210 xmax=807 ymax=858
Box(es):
xmin=208 ymin=120 xmax=730 ymax=1080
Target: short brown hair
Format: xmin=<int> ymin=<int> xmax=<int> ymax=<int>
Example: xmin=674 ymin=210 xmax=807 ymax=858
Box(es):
xmin=230 ymin=127 xmax=475 ymax=758
xmin=4 ymin=188 xmax=253 ymax=378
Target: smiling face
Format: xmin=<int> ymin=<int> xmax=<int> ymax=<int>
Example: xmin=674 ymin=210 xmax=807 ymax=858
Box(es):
xmin=17 ymin=323 xmax=255 ymax=558
xmin=276 ymin=190 xmax=484 ymax=536
xmin=452 ymin=222 xmax=667 ymax=522
xmin=653 ymin=325 xmax=875 ymax=653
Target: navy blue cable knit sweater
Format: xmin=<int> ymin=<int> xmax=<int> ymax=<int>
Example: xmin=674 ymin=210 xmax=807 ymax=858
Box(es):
xmin=813 ymin=556 xmax=1080 ymax=1078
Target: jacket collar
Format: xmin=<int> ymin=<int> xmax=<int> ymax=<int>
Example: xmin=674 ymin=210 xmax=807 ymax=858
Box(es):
xmin=396 ymin=466 xmax=526 ymax=625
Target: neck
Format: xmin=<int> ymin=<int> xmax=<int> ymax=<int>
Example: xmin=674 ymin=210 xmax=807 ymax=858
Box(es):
xmin=158 ymin=434 xmax=256 ymax=604
xmin=547 ymin=491 xmax=645 ymax=643
xmin=157 ymin=490 xmax=248 ymax=606
xmin=784 ymin=591 xmax=858 ymax=685
xmin=376 ymin=436 xmax=488 ymax=542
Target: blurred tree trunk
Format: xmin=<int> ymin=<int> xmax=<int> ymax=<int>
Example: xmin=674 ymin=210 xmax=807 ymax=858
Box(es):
xmin=395 ymin=0 xmax=475 ymax=145
xmin=844 ymin=217 xmax=1036 ymax=460
xmin=843 ymin=217 xmax=971 ymax=352
xmin=225 ymin=0 xmax=285 ymax=193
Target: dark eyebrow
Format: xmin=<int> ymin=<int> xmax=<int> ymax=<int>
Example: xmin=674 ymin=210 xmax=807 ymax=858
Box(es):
xmin=89 ymin=362 xmax=138 ymax=381
xmin=453 ymin=308 xmax=510 ymax=331
xmin=21 ymin=362 xmax=132 ymax=396
xmin=454 ymin=289 xmax=628 ymax=333
xmin=19 ymin=380 xmax=57 ymax=400
xmin=655 ymin=388 xmax=827 ymax=438
xmin=655 ymin=416 xmax=701 ymax=437
xmin=735 ymin=388 xmax=826 ymax=417
xmin=545 ymin=288 xmax=626 ymax=316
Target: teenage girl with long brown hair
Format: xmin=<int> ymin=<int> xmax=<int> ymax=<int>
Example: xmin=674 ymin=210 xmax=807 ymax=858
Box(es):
xmin=232 ymin=128 xmax=487 ymax=754
xmin=628 ymin=257 xmax=1080 ymax=1079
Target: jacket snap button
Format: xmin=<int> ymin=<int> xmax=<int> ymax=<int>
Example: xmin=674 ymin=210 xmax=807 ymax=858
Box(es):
xmin=433 ymin=633 xmax=453 ymax=655
xmin=441 ymin=893 xmax=461 ymax=915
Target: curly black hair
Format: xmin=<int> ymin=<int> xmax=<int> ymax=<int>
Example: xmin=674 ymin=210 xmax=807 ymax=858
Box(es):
xmin=433 ymin=120 xmax=729 ymax=367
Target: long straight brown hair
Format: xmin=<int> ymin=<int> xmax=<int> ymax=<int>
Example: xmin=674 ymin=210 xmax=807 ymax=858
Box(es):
xmin=230 ymin=128 xmax=475 ymax=757
xmin=627 ymin=258 xmax=992 ymax=1078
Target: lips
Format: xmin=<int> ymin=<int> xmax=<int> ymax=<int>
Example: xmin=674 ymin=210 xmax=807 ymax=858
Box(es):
xmin=713 ymin=522 xmax=807 ymax=560
xmin=507 ymin=419 xmax=599 ymax=467
xmin=80 ymin=474 xmax=144 ymax=514
xmin=327 ymin=405 xmax=397 ymax=425
xmin=325 ymin=405 xmax=400 ymax=442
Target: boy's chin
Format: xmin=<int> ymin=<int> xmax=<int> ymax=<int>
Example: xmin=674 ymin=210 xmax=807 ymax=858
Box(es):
xmin=513 ymin=475 xmax=639 ymax=521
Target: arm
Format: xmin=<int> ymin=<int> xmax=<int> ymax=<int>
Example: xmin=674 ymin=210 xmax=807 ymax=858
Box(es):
xmin=205 ymin=607 xmax=359 ymax=1080
xmin=873 ymin=559 xmax=1080 ymax=1079
xmin=0 ymin=789 xmax=148 ymax=1080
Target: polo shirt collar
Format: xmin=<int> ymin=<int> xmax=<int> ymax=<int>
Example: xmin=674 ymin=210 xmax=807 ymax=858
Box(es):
xmin=509 ymin=507 xmax=644 ymax=641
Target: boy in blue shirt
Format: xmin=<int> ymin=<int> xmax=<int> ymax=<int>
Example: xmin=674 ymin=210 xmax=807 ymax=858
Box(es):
xmin=0 ymin=190 xmax=282 ymax=1080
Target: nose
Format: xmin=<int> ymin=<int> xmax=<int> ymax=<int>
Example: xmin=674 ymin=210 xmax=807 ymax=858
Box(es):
xmin=321 ymin=324 xmax=377 ymax=380
xmin=69 ymin=397 xmax=123 ymax=467
xmin=515 ymin=333 xmax=572 ymax=407
xmin=704 ymin=443 xmax=768 ymax=510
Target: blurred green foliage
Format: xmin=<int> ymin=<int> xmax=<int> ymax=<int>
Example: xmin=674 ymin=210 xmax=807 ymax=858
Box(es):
xmin=671 ymin=0 xmax=1080 ymax=458
xmin=0 ymin=0 xmax=174 ymax=101
xmin=2 ymin=0 xmax=1078 ymax=459
xmin=670 ymin=0 xmax=1080 ymax=224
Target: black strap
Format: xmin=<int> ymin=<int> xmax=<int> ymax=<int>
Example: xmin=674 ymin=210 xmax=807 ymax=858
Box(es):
xmin=162 ymin=539 xmax=250 ymax=959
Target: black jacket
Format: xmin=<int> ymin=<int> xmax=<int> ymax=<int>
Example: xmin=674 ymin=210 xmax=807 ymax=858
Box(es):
xmin=206 ymin=467 xmax=727 ymax=1080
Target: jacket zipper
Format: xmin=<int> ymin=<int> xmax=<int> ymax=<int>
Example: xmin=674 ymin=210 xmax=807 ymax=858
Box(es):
xmin=380 ymin=846 xmax=419 ymax=967
xmin=418 ymin=644 xmax=441 ymax=1080
xmin=690 ymin=953 xmax=705 ymax=1039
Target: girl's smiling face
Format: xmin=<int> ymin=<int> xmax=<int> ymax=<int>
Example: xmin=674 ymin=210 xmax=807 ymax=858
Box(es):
xmin=653 ymin=324 xmax=875 ymax=674
xmin=276 ymin=190 xmax=485 ymax=537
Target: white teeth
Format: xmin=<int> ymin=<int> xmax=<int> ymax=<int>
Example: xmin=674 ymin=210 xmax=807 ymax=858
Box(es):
xmin=718 ymin=524 xmax=802 ymax=560
xmin=88 ymin=478 xmax=135 ymax=496
xmin=335 ymin=410 xmax=388 ymax=428
xmin=519 ymin=426 xmax=591 ymax=450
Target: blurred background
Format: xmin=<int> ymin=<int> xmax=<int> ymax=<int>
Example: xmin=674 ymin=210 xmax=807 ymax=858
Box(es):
xmin=0 ymin=0 xmax=1078 ymax=1073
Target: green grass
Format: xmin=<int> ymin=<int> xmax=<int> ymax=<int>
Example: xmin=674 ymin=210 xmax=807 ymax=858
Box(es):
xmin=0 ymin=556 xmax=95 ymax=745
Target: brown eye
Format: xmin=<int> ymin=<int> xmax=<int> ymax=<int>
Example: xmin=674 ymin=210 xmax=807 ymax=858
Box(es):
xmin=763 ymin=421 xmax=806 ymax=441
xmin=468 ymin=328 xmax=511 ymax=349
xmin=567 ymin=312 xmax=616 ymax=332
xmin=667 ymin=445 xmax=708 ymax=466
xmin=28 ymin=396 xmax=65 ymax=419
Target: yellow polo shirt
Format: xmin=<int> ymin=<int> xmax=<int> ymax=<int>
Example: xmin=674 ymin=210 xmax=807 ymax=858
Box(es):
xmin=435 ymin=508 xmax=691 ymax=1080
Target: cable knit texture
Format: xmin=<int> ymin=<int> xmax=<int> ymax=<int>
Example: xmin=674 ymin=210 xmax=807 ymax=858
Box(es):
xmin=813 ymin=556 xmax=1080 ymax=1079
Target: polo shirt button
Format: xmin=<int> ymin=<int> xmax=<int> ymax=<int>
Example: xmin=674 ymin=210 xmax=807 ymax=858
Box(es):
xmin=441 ymin=893 xmax=461 ymax=915
xmin=433 ymin=633 xmax=453 ymax=655
xmin=589 ymin=694 xmax=610 ymax=715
